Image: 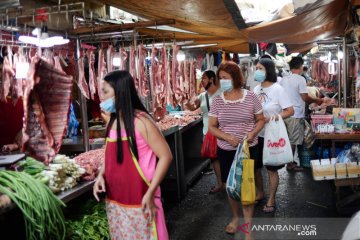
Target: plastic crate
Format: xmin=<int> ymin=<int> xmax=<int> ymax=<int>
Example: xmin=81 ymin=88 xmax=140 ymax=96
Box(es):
xmin=311 ymin=115 xmax=334 ymax=132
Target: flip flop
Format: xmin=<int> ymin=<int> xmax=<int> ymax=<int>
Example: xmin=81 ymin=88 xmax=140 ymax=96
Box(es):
xmin=225 ymin=222 xmax=238 ymax=235
xmin=263 ymin=205 xmax=276 ymax=213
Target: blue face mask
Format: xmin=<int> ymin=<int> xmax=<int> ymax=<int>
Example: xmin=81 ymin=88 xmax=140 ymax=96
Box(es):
xmin=220 ymin=79 xmax=233 ymax=91
xmin=254 ymin=70 xmax=266 ymax=83
xmin=100 ymin=97 xmax=116 ymax=113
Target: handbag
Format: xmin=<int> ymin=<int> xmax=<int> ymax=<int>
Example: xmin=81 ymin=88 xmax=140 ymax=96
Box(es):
xmin=201 ymin=93 xmax=218 ymax=159
xmin=263 ymin=115 xmax=293 ymax=166
xmin=303 ymin=120 xmax=315 ymax=149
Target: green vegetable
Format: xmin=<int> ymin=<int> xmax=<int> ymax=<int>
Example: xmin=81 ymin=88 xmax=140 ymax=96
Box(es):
xmin=17 ymin=157 xmax=46 ymax=175
xmin=65 ymin=199 xmax=110 ymax=240
xmin=0 ymin=171 xmax=66 ymax=240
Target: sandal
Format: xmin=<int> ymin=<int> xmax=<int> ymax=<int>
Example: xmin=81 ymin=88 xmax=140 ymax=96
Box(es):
xmin=263 ymin=205 xmax=276 ymax=213
xmin=225 ymin=222 xmax=238 ymax=235
xmin=209 ymin=185 xmax=224 ymax=194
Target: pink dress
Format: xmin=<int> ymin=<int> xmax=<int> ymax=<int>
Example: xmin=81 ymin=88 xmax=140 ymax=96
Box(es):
xmin=105 ymin=126 xmax=168 ymax=240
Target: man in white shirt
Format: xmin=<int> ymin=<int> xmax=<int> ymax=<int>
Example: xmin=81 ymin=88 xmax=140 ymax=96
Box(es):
xmin=280 ymin=57 xmax=326 ymax=171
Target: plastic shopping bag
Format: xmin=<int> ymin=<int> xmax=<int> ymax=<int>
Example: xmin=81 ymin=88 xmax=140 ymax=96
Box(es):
xmin=263 ymin=115 xmax=293 ymax=166
xmin=226 ymin=143 xmax=244 ymax=201
xmin=241 ymin=147 xmax=255 ymax=205
xmin=201 ymin=132 xmax=217 ymax=159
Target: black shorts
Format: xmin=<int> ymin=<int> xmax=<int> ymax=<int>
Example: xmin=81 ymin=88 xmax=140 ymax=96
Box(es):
xmin=217 ymin=144 xmax=260 ymax=183
xmin=257 ymin=137 xmax=285 ymax=171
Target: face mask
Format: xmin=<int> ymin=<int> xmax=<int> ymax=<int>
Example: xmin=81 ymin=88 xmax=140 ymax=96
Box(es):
xmin=204 ymin=82 xmax=212 ymax=90
xmin=254 ymin=70 xmax=266 ymax=83
xmin=220 ymin=79 xmax=232 ymax=91
xmin=100 ymin=97 xmax=116 ymax=113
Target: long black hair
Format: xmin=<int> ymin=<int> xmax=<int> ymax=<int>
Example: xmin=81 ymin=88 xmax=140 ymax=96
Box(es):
xmin=104 ymin=70 xmax=150 ymax=163
xmin=259 ymin=59 xmax=277 ymax=83
xmin=203 ymin=70 xmax=217 ymax=86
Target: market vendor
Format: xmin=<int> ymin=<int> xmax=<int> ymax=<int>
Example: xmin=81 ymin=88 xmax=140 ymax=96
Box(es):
xmin=185 ymin=70 xmax=223 ymax=193
xmin=0 ymin=97 xmax=24 ymax=153
xmin=280 ymin=57 xmax=332 ymax=171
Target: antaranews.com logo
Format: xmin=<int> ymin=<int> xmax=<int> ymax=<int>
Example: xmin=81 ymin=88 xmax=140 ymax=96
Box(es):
xmin=233 ymin=218 xmax=351 ymax=240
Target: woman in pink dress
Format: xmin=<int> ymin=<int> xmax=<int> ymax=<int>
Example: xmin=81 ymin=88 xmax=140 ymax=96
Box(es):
xmin=93 ymin=70 xmax=172 ymax=240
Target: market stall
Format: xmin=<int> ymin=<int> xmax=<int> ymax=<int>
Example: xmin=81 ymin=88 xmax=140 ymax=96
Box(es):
xmin=0 ymin=0 xmax=359 ymax=239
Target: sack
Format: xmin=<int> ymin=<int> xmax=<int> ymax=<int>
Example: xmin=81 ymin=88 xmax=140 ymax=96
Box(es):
xmin=303 ymin=120 xmax=315 ymax=149
xmin=226 ymin=143 xmax=244 ymax=201
xmin=263 ymin=115 xmax=293 ymax=166
xmin=201 ymin=132 xmax=218 ymax=159
xmin=241 ymin=142 xmax=256 ymax=205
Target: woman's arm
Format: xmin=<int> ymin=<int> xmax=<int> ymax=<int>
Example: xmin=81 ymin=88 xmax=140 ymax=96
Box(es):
xmin=279 ymin=107 xmax=294 ymax=120
xmin=136 ymin=114 xmax=172 ymax=194
xmin=184 ymin=98 xmax=200 ymax=111
xmin=247 ymin=113 xmax=265 ymax=142
xmin=208 ymin=116 xmax=240 ymax=147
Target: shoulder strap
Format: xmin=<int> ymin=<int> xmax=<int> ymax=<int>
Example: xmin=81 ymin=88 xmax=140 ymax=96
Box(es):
xmin=205 ymin=93 xmax=210 ymax=111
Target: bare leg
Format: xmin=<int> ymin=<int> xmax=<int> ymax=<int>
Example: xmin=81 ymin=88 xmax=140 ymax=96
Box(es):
xmin=225 ymin=196 xmax=240 ymax=234
xmin=212 ymin=159 xmax=223 ymax=188
xmin=255 ymin=168 xmax=264 ymax=200
xmin=242 ymin=204 xmax=255 ymax=240
xmin=264 ymin=169 xmax=278 ymax=212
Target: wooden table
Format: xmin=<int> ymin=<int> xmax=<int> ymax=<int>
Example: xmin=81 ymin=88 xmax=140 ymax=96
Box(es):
xmin=315 ymin=133 xmax=360 ymax=158
xmin=315 ymin=133 xmax=360 ymax=214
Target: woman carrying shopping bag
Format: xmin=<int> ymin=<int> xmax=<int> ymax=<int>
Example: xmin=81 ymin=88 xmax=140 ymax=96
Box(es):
xmin=208 ymin=61 xmax=265 ymax=236
xmin=185 ymin=70 xmax=223 ymax=193
xmin=253 ymin=59 xmax=294 ymax=213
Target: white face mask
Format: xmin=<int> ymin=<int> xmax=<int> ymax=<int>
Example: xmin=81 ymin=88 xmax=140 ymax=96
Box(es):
xmin=220 ymin=79 xmax=233 ymax=91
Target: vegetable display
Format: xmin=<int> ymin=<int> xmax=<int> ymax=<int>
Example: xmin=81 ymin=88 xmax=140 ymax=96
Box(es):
xmin=0 ymin=171 xmax=66 ymax=240
xmin=66 ymin=199 xmax=110 ymax=240
xmin=15 ymin=155 xmax=86 ymax=193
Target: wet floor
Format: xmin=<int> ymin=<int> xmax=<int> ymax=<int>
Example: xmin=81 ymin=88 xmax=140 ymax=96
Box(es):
xmin=164 ymin=168 xmax=341 ymax=240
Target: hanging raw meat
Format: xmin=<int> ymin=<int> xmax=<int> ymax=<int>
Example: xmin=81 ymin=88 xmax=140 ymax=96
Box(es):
xmin=137 ymin=44 xmax=149 ymax=97
xmin=12 ymin=48 xmax=26 ymax=105
xmin=129 ymin=45 xmax=137 ymax=89
xmin=172 ymin=45 xmax=183 ymax=104
xmin=97 ymin=48 xmax=107 ymax=101
xmin=106 ymin=45 xmax=115 ymax=73
xmin=1 ymin=46 xmax=15 ymax=102
xmin=54 ymin=56 xmax=65 ymax=74
xmin=151 ymin=46 xmax=158 ymax=109
xmin=77 ymin=55 xmax=90 ymax=99
xmin=119 ymin=47 xmax=128 ymax=71
xmin=87 ymin=50 xmax=97 ymax=100
xmin=23 ymin=57 xmax=73 ymax=164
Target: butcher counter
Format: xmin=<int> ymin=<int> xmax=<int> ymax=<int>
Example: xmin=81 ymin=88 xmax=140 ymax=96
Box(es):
xmin=59 ymin=117 xmax=208 ymax=202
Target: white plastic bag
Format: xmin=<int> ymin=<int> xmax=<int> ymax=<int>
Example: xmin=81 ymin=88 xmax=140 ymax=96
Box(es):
xmin=263 ymin=115 xmax=293 ymax=166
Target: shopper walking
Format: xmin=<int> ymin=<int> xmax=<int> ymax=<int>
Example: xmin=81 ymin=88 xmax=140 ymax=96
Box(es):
xmin=93 ymin=70 xmax=172 ymax=240
xmin=253 ymin=59 xmax=294 ymax=213
xmin=208 ymin=61 xmax=265 ymax=236
xmin=280 ymin=57 xmax=328 ymax=171
xmin=186 ymin=70 xmax=223 ymax=193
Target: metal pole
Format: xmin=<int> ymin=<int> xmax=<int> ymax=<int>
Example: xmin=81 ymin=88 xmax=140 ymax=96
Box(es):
xmin=76 ymin=38 xmax=90 ymax=151
xmin=343 ymin=38 xmax=348 ymax=108
xmin=337 ymin=44 xmax=342 ymax=107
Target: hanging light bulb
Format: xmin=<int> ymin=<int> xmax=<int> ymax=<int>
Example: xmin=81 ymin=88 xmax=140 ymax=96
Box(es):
xmin=19 ymin=25 xmax=69 ymax=48
xmin=177 ymin=50 xmax=186 ymax=61
xmin=337 ymin=51 xmax=344 ymax=59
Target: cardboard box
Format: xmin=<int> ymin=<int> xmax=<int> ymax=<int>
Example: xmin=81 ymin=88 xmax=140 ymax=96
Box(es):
xmin=311 ymin=159 xmax=336 ymax=180
xmin=335 ymin=163 xmax=347 ymax=179
xmin=347 ymin=162 xmax=360 ymax=178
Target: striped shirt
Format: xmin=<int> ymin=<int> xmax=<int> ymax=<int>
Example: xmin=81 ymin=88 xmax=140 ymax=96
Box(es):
xmin=209 ymin=90 xmax=263 ymax=150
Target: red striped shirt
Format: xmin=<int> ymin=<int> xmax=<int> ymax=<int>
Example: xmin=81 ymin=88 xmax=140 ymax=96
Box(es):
xmin=209 ymin=90 xmax=263 ymax=150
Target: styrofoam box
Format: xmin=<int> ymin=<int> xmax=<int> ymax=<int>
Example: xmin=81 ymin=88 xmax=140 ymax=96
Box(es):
xmin=347 ymin=162 xmax=360 ymax=178
xmin=311 ymin=159 xmax=337 ymax=181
